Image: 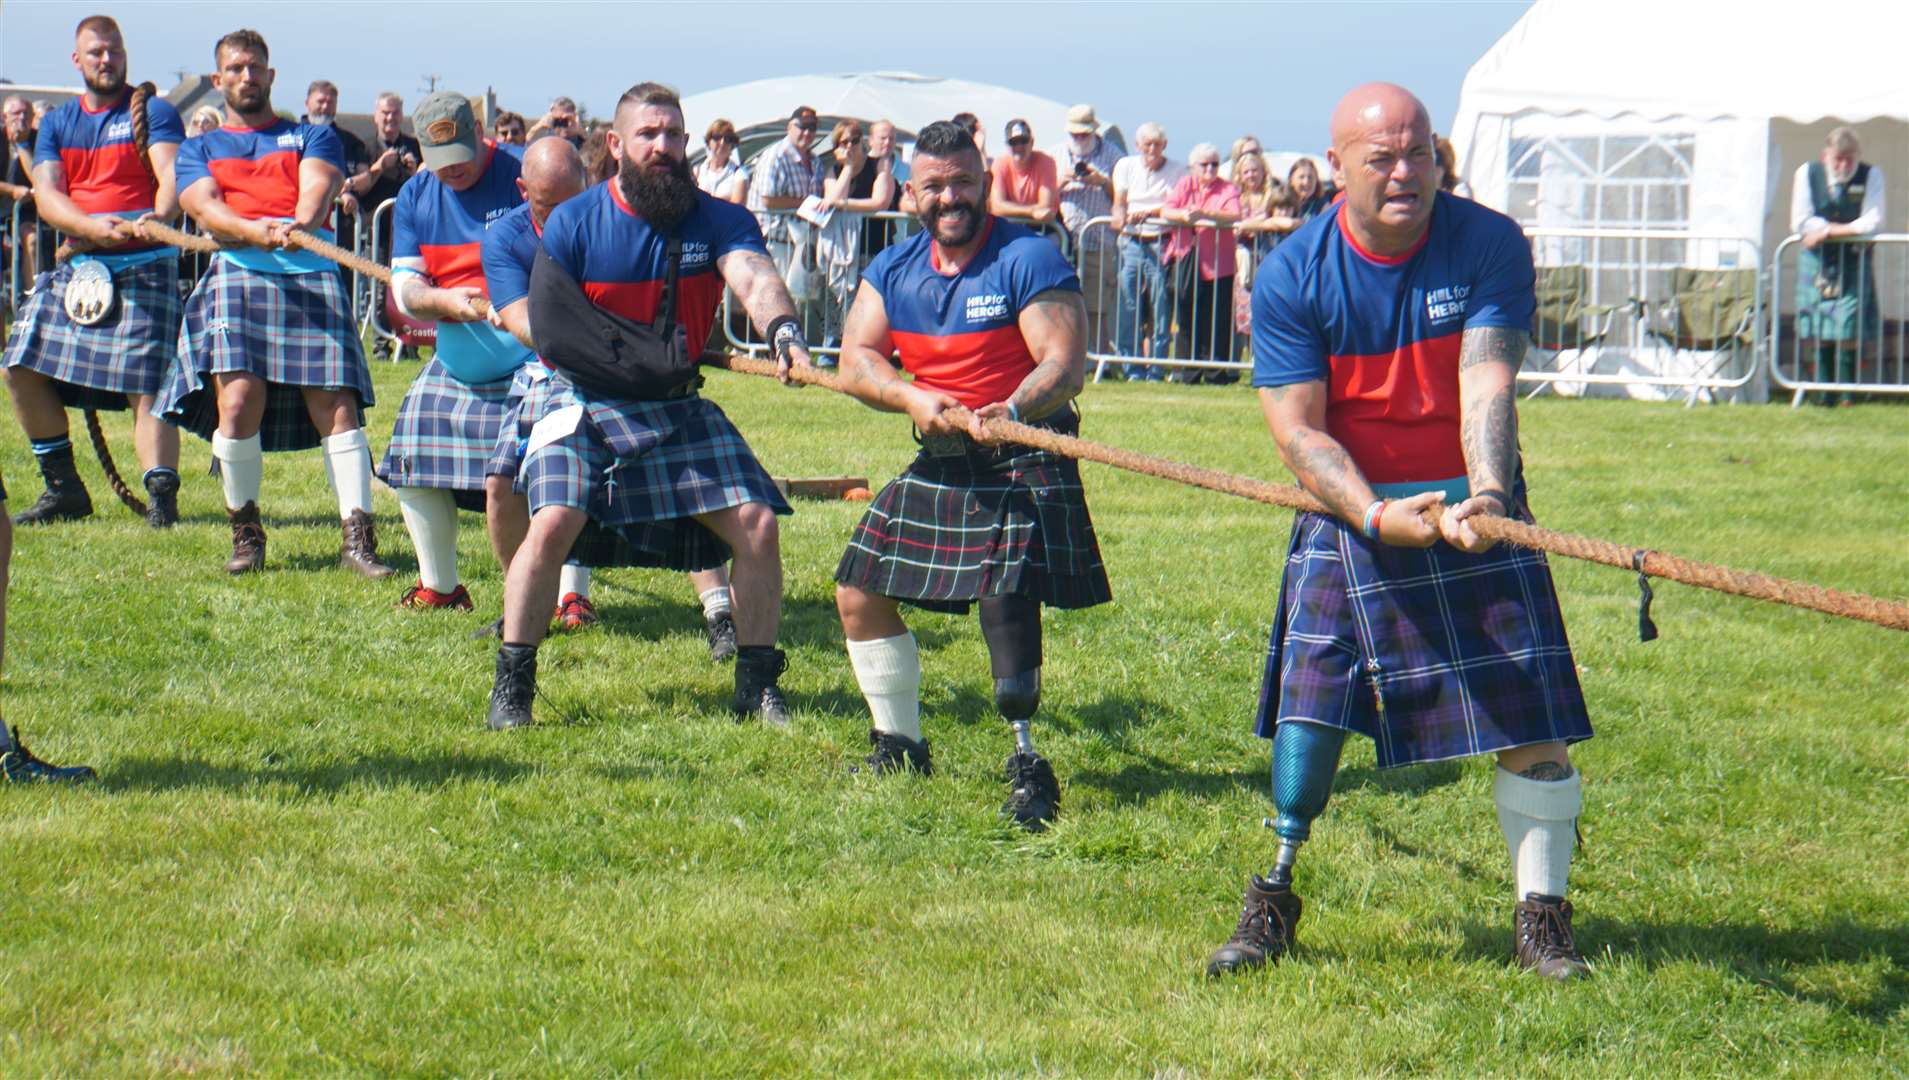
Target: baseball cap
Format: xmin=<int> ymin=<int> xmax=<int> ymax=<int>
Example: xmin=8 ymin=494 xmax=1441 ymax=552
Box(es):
xmin=1005 ymin=119 xmax=1032 ymax=143
xmin=1066 ymin=104 xmax=1099 ymax=135
xmin=414 ymin=90 xmax=479 ymax=170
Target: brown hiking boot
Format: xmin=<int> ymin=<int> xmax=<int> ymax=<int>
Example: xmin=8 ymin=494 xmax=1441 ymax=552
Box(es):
xmin=1514 ymin=893 xmax=1590 ymax=980
xmin=225 ymin=502 xmax=266 ymax=574
xmin=339 ymin=509 xmax=394 ymax=578
xmin=1206 ymin=876 xmax=1303 ymax=977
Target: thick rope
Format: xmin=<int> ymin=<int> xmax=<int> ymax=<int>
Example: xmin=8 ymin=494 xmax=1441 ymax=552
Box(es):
xmin=702 ymin=353 xmax=1909 ymax=634
xmin=122 ymin=224 xmax=1909 ymax=634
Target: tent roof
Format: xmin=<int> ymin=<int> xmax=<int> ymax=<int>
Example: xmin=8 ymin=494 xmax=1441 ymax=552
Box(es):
xmin=1455 ymin=0 xmax=1909 ymax=126
xmin=681 ymin=71 xmax=1104 ymax=149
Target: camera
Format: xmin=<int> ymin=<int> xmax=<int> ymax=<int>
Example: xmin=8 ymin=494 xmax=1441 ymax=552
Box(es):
xmin=1074 ymin=161 xmax=1089 ymax=178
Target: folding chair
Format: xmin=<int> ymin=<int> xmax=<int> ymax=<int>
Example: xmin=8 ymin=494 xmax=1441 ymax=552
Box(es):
xmin=1642 ymin=268 xmax=1758 ymax=405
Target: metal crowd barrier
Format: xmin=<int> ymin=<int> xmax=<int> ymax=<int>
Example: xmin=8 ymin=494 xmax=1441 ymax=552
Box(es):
xmin=365 ymin=198 xmax=404 ymax=357
xmin=1522 ymin=227 xmax=1763 ymax=405
xmin=6 ymin=199 xmax=56 ymax=315
xmin=1074 ymin=215 xmax=1252 ymax=384
xmin=1767 ymin=232 xmax=1909 ymax=406
xmin=722 ymin=209 xmax=926 ymax=358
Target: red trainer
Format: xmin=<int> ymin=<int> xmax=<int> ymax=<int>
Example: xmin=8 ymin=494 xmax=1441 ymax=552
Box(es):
xmin=554 ymin=592 xmax=599 ymax=630
xmin=399 ymin=582 xmax=474 ymax=611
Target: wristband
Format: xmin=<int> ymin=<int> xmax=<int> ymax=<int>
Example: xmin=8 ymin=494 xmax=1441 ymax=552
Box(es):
xmin=1360 ymin=499 xmax=1387 ymax=540
xmin=1005 ymin=400 xmax=1021 ymax=423
xmin=766 ymin=315 xmax=802 ymax=363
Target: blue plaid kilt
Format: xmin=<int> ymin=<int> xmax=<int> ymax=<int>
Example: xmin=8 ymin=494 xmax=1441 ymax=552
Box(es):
xmin=1254 ymin=503 xmax=1593 ymax=769
xmin=834 ymin=407 xmax=1112 ymax=615
xmin=502 ymin=373 xmax=783 ymax=572
xmin=377 ymin=358 xmax=525 ymax=512
xmin=2 ymin=256 xmax=182 ymax=410
xmin=155 ymin=258 xmax=373 ymax=452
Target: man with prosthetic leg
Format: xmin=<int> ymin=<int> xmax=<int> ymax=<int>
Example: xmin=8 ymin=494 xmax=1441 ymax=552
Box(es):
xmin=1206 ymin=84 xmax=1593 ymax=980
xmin=3 ymin=15 xmax=186 ymax=529
xmin=832 ymin=120 xmax=1110 ymax=831
xmin=484 ymin=82 xmax=811 ymax=730
xmin=154 ymin=28 xmax=389 ymax=577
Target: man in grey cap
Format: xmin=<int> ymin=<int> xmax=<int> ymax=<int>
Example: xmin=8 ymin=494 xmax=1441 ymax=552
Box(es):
xmin=378 ymin=91 xmax=539 ymax=615
xmin=1054 ymin=104 xmax=1122 ymax=354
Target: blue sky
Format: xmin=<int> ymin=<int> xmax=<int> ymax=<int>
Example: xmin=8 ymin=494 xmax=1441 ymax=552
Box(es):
xmin=2 ymin=0 xmax=1532 ymax=154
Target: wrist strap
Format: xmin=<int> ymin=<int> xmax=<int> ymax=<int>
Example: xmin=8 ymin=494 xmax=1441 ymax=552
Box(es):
xmin=766 ymin=315 xmax=802 ymax=362
xmin=1005 ymin=400 xmax=1021 ymax=423
xmin=1472 ymin=488 xmax=1512 ymax=516
xmin=1360 ymin=499 xmax=1387 ymax=540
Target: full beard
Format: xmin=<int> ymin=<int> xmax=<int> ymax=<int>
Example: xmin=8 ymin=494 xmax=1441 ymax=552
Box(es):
xmin=223 ymin=85 xmax=268 ymax=118
xmin=921 ymin=198 xmax=983 ymax=248
xmin=618 ymin=154 xmax=698 ymax=231
xmin=86 ymin=68 xmax=126 ymax=96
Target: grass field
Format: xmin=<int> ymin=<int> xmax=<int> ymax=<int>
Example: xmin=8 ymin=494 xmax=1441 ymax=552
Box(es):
xmin=0 ymin=363 xmax=1904 ymax=1077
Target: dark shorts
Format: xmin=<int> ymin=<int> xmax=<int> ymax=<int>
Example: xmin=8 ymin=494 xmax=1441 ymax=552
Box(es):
xmin=2 ymin=256 xmax=183 ymax=410
xmin=1254 ymin=506 xmax=1593 ymax=768
xmin=834 ymin=408 xmax=1112 ymax=615
xmin=502 ymin=373 xmax=783 ymax=572
xmin=154 ymin=258 xmax=374 ymax=452
xmin=377 ymin=358 xmax=527 ymax=512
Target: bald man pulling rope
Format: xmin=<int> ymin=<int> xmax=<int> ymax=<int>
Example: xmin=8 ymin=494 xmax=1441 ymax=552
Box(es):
xmin=1207 ymin=83 xmax=1593 ymax=981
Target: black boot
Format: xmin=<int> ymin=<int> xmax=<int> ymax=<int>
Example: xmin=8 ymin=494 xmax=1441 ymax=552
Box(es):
xmin=705 ymin=610 xmax=738 ymax=663
xmin=1206 ymin=876 xmax=1304 ymax=977
xmin=1514 ymin=893 xmax=1590 ymax=980
xmin=865 ymin=728 xmax=932 ymax=775
xmin=1001 ymin=750 xmax=1060 ymax=832
xmin=487 ymin=644 xmax=537 ymax=730
xmin=0 ymin=726 xmax=97 ymax=784
xmin=143 ymin=469 xmax=180 ymax=529
xmin=732 ymin=645 xmax=791 ymax=727
xmin=13 ymin=443 xmax=93 ymax=525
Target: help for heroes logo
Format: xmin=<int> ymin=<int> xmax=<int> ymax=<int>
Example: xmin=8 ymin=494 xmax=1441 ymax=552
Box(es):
xmin=964 ymin=293 xmax=1008 ymax=323
xmin=1425 ymin=283 xmax=1471 ymax=324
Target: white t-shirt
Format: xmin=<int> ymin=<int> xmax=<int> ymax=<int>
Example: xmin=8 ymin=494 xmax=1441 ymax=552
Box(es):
xmin=1113 ymin=155 xmax=1187 ymax=237
xmin=696 ymin=158 xmax=747 ymax=201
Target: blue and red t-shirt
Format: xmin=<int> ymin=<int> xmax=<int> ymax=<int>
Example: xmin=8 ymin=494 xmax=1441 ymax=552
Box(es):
xmin=860 ymin=216 xmax=1080 ymax=410
xmin=33 ymin=89 xmax=184 ymax=256
xmin=1251 ymin=192 xmax=1535 ymax=489
xmin=175 ymin=118 xmax=345 ymax=274
xmin=391 ymin=143 xmax=529 ymax=380
xmin=540 ymin=181 xmax=766 ymax=351
xmin=481 ymin=201 xmax=540 ymax=310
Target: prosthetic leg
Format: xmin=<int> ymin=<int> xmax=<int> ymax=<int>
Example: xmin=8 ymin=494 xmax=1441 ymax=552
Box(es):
xmin=1207 ymin=720 xmax=1346 ymax=977
xmin=980 ymin=594 xmax=1058 ymax=832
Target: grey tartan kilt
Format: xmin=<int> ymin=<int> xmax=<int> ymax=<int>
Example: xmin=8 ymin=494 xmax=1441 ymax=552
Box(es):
xmin=377 ymin=358 xmax=522 ymax=512
xmin=834 ymin=407 xmax=1112 ymax=615
xmin=154 ymin=258 xmax=374 ymax=452
xmin=2 ymin=256 xmax=182 ymax=410
xmin=492 ymin=371 xmax=777 ymax=572
xmin=1254 ymin=501 xmax=1593 ymax=769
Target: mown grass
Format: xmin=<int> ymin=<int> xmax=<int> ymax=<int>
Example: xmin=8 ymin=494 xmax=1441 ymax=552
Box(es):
xmin=0 ymin=363 xmax=1904 ymax=1077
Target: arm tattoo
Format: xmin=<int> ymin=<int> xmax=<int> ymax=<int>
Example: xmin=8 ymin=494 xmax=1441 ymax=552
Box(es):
xmin=724 ymin=250 xmax=797 ymax=332
xmin=1461 ymin=383 xmax=1518 ymax=496
xmin=1009 ymin=289 xmax=1087 ymax=419
xmin=1458 ymin=325 xmax=1529 ymax=374
xmin=1279 ymin=427 xmax=1366 ymax=521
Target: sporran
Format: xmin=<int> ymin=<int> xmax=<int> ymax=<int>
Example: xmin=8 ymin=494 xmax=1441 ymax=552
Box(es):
xmin=63 ymin=259 xmax=117 ymax=326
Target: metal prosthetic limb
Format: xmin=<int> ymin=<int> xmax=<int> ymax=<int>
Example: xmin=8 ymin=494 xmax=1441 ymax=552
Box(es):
xmin=1267 ymin=721 xmax=1347 ymax=888
xmin=979 ymin=594 xmax=1044 ymax=749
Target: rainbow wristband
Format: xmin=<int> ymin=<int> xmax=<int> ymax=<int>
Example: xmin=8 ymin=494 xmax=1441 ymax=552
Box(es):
xmin=1360 ymin=499 xmax=1387 ymax=540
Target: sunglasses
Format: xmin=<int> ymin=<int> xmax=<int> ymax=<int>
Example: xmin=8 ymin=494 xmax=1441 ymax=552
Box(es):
xmin=1009 ymin=137 xmax=1031 ymax=147
xmin=796 ymin=122 xmax=818 ymax=132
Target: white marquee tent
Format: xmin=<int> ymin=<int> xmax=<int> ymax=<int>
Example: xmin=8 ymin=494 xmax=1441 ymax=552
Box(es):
xmin=1449 ymin=0 xmax=1909 ymax=399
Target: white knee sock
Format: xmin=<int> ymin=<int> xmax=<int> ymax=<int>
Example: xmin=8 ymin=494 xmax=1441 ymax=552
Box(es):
xmin=559 ymin=563 xmax=591 ymax=598
xmin=846 ymin=632 xmax=921 ymax=742
xmin=699 ymin=585 xmax=732 ymax=619
xmin=323 ymin=428 xmax=374 ymax=519
xmin=211 ymin=432 xmax=263 ymax=510
xmin=395 ymin=487 xmax=460 ymax=593
xmin=1494 ymin=765 xmax=1582 ymax=900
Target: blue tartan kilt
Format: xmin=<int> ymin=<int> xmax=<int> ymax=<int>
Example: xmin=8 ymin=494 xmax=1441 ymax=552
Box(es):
xmin=504 ymin=373 xmax=784 ymax=572
xmin=833 ymin=407 xmax=1112 ymax=615
xmin=155 ymin=258 xmax=374 ymax=452
xmin=377 ymin=358 xmax=523 ymax=512
xmin=1 ymin=256 xmax=182 ymax=410
xmin=1254 ymin=506 xmax=1593 ymax=769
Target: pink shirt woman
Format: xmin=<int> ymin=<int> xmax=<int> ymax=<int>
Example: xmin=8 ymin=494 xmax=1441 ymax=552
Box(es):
xmin=1160 ymin=148 xmax=1242 ymax=281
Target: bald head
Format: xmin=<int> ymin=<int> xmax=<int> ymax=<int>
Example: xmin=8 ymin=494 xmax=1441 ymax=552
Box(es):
xmin=1329 ymin=82 xmax=1431 ymax=151
xmin=520 ymin=136 xmax=587 ymax=227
